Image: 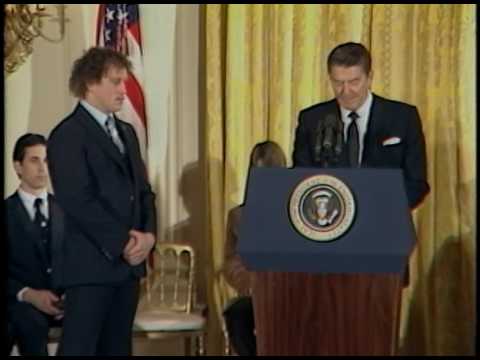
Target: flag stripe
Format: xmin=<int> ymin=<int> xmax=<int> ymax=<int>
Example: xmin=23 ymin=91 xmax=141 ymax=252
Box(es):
xmin=128 ymin=23 xmax=141 ymax=47
xmin=125 ymin=74 xmax=146 ymax=128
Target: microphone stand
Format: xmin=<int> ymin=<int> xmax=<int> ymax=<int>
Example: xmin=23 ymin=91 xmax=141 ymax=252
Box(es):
xmin=320 ymin=123 xmax=343 ymax=168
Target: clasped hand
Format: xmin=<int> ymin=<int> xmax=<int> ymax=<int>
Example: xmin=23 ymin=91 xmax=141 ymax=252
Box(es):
xmin=122 ymin=230 xmax=155 ymax=266
xmin=24 ymin=289 xmax=65 ymax=319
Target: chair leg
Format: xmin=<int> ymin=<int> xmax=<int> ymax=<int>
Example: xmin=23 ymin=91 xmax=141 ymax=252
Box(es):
xmin=184 ymin=337 xmax=192 ymax=356
xmin=195 ymin=333 xmax=205 ymax=356
xmin=223 ymin=326 xmax=231 ymax=355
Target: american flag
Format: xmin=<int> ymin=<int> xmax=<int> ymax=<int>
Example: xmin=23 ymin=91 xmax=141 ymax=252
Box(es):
xmin=96 ymin=4 xmax=148 ymax=160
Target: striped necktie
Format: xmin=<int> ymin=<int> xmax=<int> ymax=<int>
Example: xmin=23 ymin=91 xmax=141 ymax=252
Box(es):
xmin=105 ymin=116 xmax=125 ymax=154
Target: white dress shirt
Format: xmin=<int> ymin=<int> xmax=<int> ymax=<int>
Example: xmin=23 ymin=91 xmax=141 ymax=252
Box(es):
xmin=80 ymin=99 xmax=115 ymax=135
xmin=339 ymin=91 xmax=373 ymax=165
xmin=17 ymin=187 xmax=49 ymax=221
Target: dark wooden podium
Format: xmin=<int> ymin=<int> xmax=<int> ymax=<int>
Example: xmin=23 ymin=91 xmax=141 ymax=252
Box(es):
xmin=238 ymin=168 xmax=415 ymax=355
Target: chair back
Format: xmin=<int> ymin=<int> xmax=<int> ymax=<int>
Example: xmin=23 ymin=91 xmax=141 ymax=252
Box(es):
xmin=141 ymin=243 xmax=195 ymax=313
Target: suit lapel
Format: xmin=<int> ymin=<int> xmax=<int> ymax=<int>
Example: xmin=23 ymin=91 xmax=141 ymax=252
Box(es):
xmin=362 ymin=94 xmax=386 ymax=166
xmin=76 ymin=104 xmax=128 ymax=174
xmin=11 ymin=193 xmax=49 ymax=267
xmin=117 ymin=120 xmax=139 ymax=186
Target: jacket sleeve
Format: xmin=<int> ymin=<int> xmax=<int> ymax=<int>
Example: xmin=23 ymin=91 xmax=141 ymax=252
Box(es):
xmin=7 ymin=276 xmax=25 ymax=302
xmin=127 ymin=124 xmax=157 ymax=235
xmin=403 ymin=106 xmax=430 ymax=209
xmin=5 ymin=209 xmax=28 ymax=301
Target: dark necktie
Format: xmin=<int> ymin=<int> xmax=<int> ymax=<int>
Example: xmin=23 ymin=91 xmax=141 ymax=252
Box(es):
xmin=34 ymin=198 xmax=51 ymax=266
xmin=347 ymin=112 xmax=360 ymax=167
xmin=105 ymin=116 xmax=125 ymax=154
xmin=34 ymin=198 xmax=48 ymax=230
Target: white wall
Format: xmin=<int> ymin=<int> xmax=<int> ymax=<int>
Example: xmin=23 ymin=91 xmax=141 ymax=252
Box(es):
xmin=4 ymin=4 xmax=97 ymax=194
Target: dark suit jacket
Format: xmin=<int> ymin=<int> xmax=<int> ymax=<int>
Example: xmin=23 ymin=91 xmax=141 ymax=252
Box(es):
xmin=293 ymin=94 xmax=430 ymax=208
xmin=6 ymin=193 xmax=65 ymax=304
xmin=47 ymin=103 xmax=156 ymax=287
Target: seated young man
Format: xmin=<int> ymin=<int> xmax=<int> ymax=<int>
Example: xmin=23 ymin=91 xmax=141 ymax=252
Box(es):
xmin=6 ymin=134 xmax=65 ymax=355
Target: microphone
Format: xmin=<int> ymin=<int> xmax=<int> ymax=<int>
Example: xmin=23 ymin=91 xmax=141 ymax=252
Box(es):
xmin=335 ymin=119 xmax=343 ymax=155
xmin=322 ymin=114 xmax=337 ymax=151
xmin=314 ymin=120 xmax=323 ymax=163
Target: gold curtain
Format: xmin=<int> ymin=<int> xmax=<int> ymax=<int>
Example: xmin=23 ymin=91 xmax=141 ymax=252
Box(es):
xmin=204 ymin=4 xmax=475 ymax=355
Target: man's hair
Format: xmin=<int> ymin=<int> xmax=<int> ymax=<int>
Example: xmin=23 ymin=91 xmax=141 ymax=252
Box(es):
xmin=250 ymin=141 xmax=287 ymax=169
xmin=69 ymin=46 xmax=132 ymax=98
xmin=327 ymin=42 xmax=371 ymax=74
xmin=13 ymin=133 xmax=47 ymax=162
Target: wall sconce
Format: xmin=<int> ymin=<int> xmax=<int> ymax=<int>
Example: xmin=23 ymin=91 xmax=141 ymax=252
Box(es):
xmin=4 ymin=4 xmax=68 ymax=75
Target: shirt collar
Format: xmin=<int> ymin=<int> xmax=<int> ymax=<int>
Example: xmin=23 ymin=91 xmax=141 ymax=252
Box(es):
xmin=17 ymin=188 xmax=49 ymax=219
xmin=17 ymin=187 xmax=48 ymax=204
xmin=339 ymin=91 xmax=373 ymax=121
xmin=80 ymin=99 xmax=114 ymax=129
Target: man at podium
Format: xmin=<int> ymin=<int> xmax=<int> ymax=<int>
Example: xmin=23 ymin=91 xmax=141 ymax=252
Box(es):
xmin=292 ymin=42 xmax=430 ymax=210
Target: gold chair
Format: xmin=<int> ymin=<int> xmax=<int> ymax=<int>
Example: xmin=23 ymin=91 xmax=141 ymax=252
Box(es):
xmin=133 ymin=243 xmax=206 ymax=355
xmin=222 ymin=315 xmax=233 ymax=356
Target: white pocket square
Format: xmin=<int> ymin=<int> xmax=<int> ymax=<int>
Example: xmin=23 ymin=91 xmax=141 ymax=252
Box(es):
xmin=382 ymin=137 xmax=402 ymax=146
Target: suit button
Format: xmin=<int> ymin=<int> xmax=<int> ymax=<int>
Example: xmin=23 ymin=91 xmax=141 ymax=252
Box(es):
xmin=46 ymin=268 xmax=52 ymax=274
xmin=130 ymin=195 xmax=134 ymax=202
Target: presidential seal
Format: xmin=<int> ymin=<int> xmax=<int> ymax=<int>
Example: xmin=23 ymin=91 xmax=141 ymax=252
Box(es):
xmin=289 ymin=174 xmax=356 ymax=242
